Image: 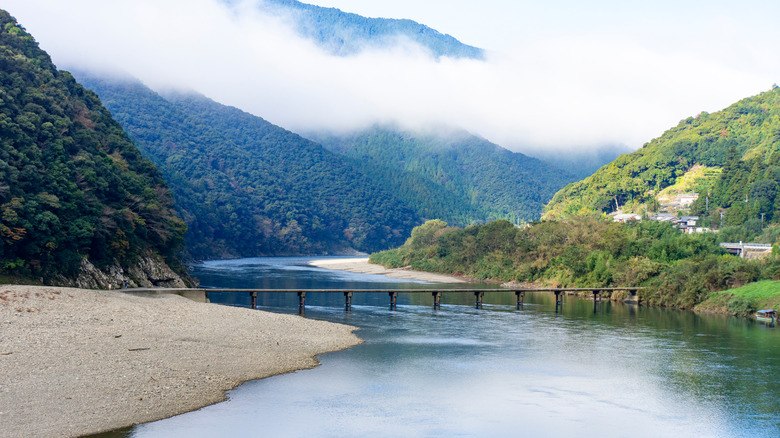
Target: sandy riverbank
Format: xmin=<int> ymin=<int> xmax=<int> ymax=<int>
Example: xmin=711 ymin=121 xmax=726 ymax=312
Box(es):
xmin=0 ymin=285 xmax=361 ymax=438
xmin=309 ymin=257 xmax=468 ymax=283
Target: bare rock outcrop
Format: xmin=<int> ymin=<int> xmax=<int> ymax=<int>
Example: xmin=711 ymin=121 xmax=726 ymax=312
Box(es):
xmin=54 ymin=250 xmax=188 ymax=290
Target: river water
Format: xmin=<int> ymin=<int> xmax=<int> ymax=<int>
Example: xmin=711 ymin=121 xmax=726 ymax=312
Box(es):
xmin=117 ymin=257 xmax=780 ymax=437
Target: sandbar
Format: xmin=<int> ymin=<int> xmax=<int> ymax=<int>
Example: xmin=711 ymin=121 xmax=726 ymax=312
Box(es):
xmin=309 ymin=257 xmax=468 ymax=283
xmin=0 ymin=285 xmax=361 ymax=438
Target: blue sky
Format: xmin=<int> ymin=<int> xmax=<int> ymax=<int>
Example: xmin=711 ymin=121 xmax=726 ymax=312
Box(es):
xmin=307 ymin=0 xmax=779 ymax=55
xmin=4 ymin=0 xmax=779 ymax=153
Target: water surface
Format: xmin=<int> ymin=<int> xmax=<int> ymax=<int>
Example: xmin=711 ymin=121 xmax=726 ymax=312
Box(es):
xmin=118 ymin=257 xmax=780 ymax=437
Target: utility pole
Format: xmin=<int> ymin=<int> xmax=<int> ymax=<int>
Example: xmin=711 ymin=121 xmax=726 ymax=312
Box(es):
xmin=761 ymin=213 xmax=765 ymax=229
xmin=720 ymin=211 xmax=724 ymax=229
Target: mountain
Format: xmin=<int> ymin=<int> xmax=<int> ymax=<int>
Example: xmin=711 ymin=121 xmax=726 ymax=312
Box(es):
xmin=529 ymin=145 xmax=631 ymax=180
xmin=75 ymin=73 xmax=420 ymax=259
xmin=543 ymin=87 xmax=780 ymax=229
xmin=254 ymin=0 xmax=484 ymax=59
xmin=311 ymin=126 xmax=576 ymax=225
xmin=0 ymin=10 xmax=187 ymax=286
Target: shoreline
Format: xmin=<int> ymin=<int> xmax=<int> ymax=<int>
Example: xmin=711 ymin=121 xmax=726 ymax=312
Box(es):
xmin=0 ymin=285 xmax=361 ymax=438
xmin=309 ymin=257 xmax=469 ymax=283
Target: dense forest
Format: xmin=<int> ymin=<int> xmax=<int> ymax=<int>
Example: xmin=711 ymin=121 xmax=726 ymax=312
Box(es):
xmin=312 ymin=126 xmax=575 ymax=226
xmin=370 ymin=218 xmax=780 ymax=311
xmin=76 ymin=74 xmax=419 ymax=259
xmin=0 ymin=11 xmax=186 ymax=281
xmin=544 ymin=87 xmax=780 ymax=236
xmin=259 ymin=0 xmax=484 ymax=59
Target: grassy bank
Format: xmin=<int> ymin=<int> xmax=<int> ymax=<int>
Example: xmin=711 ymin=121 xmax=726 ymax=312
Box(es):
xmin=695 ymin=280 xmax=780 ymax=317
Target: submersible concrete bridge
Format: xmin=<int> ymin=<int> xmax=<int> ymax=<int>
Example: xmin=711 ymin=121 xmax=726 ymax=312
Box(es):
xmin=129 ymin=287 xmax=642 ymax=313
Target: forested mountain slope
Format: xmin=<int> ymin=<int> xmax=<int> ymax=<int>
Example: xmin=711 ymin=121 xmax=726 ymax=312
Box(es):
xmin=544 ymin=87 xmax=780 ymax=228
xmin=530 ymin=145 xmax=630 ymax=180
xmin=76 ymin=74 xmax=419 ymax=259
xmin=312 ymin=126 xmax=576 ymax=225
xmin=256 ymin=0 xmax=484 ymax=59
xmin=0 ymin=11 xmax=187 ymax=284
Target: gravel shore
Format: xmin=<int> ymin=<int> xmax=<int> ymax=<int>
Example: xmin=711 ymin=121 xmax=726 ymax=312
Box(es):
xmin=0 ymin=285 xmax=361 ymax=438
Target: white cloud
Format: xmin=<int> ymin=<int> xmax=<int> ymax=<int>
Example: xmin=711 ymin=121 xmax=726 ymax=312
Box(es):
xmin=5 ymin=0 xmax=778 ymax=153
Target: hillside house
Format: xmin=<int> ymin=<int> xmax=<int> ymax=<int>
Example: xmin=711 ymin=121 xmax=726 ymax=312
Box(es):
xmin=649 ymin=213 xmax=676 ymax=222
xmin=612 ymin=213 xmax=642 ymax=223
xmin=648 ymin=214 xmax=702 ymax=232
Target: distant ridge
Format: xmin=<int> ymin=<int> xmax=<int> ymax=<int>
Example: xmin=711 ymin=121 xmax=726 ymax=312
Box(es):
xmin=254 ymin=0 xmax=484 ymax=59
xmin=529 ymin=145 xmax=631 ymax=180
xmin=312 ymin=126 xmax=575 ymax=225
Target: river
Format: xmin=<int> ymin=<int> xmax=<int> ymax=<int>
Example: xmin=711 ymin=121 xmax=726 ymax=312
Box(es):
xmin=107 ymin=257 xmax=780 ymax=437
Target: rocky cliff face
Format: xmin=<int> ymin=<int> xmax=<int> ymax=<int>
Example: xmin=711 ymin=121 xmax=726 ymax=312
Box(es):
xmin=54 ymin=251 xmax=192 ymax=290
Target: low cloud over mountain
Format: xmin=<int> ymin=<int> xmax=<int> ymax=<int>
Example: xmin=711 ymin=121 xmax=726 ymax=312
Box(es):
xmin=6 ymin=0 xmax=779 ymax=153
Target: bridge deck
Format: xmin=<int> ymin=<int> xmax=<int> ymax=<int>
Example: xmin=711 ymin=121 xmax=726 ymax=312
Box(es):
xmin=130 ymin=287 xmax=641 ymax=294
xmin=127 ymin=287 xmax=642 ymax=312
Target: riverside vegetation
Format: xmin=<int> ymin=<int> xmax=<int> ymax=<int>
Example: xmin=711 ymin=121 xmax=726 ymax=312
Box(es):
xmin=370 ymin=218 xmax=780 ymax=315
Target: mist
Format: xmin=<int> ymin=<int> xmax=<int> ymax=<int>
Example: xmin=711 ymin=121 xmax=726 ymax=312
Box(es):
xmin=4 ymin=0 xmax=778 ymax=153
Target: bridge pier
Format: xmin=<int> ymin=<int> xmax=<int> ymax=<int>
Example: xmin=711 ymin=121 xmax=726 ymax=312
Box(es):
xmin=389 ymin=291 xmax=398 ymax=310
xmin=475 ymin=291 xmax=484 ymax=309
xmin=250 ymin=291 xmax=257 ymax=310
xmin=515 ymin=291 xmax=524 ymax=309
xmin=297 ymin=291 xmax=306 ymax=314
xmin=344 ymin=291 xmax=353 ymax=311
xmin=555 ymin=291 xmax=564 ymax=313
xmin=432 ymin=291 xmax=441 ymax=309
xmin=592 ymin=291 xmax=603 ymax=313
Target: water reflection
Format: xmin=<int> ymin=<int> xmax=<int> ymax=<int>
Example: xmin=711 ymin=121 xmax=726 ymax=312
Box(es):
xmin=111 ymin=257 xmax=780 ymax=437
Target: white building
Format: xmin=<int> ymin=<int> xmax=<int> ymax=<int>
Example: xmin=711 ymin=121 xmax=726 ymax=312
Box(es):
xmin=612 ymin=213 xmax=642 ymax=223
